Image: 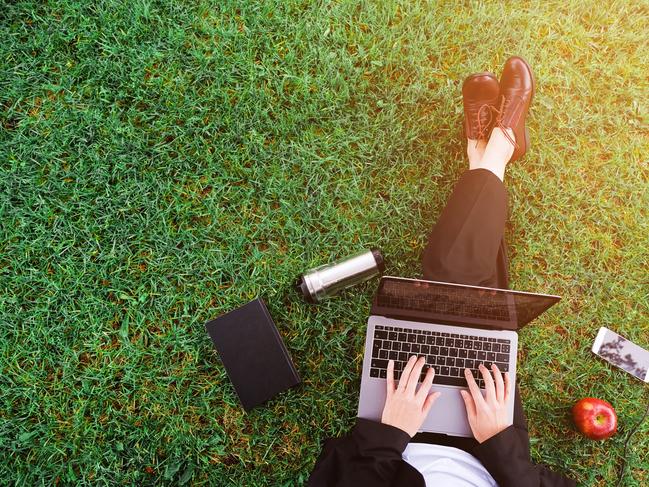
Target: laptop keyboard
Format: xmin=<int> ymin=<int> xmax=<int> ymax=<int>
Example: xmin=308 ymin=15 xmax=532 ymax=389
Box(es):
xmin=370 ymin=325 xmax=512 ymax=388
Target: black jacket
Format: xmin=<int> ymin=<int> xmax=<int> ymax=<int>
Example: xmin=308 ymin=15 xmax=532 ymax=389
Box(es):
xmin=308 ymin=419 xmax=576 ymax=487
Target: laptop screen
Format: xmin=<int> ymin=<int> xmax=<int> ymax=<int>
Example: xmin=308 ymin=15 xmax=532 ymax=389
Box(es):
xmin=372 ymin=277 xmax=560 ymax=331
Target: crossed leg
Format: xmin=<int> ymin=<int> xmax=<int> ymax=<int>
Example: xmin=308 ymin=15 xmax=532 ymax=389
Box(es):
xmin=412 ymin=127 xmax=530 ymax=457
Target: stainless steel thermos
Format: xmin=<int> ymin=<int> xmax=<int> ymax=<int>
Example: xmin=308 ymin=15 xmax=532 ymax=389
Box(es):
xmin=296 ymin=249 xmax=385 ymax=303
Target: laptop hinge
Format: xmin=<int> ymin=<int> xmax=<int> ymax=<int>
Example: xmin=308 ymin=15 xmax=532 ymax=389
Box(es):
xmin=376 ymin=313 xmax=513 ymax=332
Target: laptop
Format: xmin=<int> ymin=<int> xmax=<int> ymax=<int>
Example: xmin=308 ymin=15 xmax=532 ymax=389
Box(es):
xmin=358 ymin=276 xmax=560 ymax=437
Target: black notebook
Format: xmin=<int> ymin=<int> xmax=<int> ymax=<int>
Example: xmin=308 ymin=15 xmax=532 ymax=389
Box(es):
xmin=205 ymin=298 xmax=301 ymax=411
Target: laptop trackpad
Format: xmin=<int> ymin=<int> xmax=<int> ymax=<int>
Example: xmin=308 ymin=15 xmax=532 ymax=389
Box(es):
xmin=420 ymin=385 xmax=475 ymax=437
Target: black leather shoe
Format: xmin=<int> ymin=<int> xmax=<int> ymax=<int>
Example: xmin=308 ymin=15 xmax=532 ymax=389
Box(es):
xmin=462 ymin=72 xmax=500 ymax=140
xmin=496 ymin=56 xmax=535 ymax=162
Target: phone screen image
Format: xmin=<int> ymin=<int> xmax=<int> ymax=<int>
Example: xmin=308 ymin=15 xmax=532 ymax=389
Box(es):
xmin=595 ymin=328 xmax=649 ymax=382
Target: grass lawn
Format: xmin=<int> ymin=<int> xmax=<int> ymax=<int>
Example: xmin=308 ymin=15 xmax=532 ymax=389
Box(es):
xmin=1 ymin=0 xmax=648 ymax=484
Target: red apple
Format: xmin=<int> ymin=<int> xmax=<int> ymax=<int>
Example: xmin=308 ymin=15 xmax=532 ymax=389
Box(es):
xmin=572 ymin=397 xmax=617 ymax=440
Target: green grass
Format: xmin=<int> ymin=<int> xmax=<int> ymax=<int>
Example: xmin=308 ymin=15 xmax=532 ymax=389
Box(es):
xmin=1 ymin=0 xmax=648 ymax=484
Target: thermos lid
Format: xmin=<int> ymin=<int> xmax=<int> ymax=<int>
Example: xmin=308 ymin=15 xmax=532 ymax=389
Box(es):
xmin=371 ymin=248 xmax=385 ymax=273
xmin=295 ymin=275 xmax=316 ymax=304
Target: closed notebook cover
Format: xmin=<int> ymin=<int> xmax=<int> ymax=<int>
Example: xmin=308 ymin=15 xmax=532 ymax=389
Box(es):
xmin=205 ymin=298 xmax=300 ymax=411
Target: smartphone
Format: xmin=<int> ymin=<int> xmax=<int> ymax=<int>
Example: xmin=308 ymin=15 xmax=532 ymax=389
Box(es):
xmin=592 ymin=327 xmax=649 ymax=382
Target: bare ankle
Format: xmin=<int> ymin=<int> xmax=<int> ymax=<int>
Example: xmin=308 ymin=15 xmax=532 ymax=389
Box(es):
xmin=490 ymin=127 xmax=516 ymax=160
xmin=476 ymin=127 xmax=515 ymax=181
xmin=467 ymin=139 xmax=486 ymax=169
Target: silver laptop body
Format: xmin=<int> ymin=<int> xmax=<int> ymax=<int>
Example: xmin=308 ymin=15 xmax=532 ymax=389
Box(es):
xmin=357 ymin=276 xmax=560 ymax=437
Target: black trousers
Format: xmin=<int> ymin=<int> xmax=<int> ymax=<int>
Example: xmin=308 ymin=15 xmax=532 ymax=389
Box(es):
xmin=412 ymin=168 xmax=530 ymax=458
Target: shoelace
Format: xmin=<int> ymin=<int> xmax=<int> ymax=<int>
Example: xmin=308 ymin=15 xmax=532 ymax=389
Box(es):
xmin=474 ymin=104 xmax=494 ymax=142
xmin=475 ymin=96 xmax=521 ymax=150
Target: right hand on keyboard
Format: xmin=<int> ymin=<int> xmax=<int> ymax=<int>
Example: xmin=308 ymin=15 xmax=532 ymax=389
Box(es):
xmin=380 ymin=356 xmax=442 ymax=437
xmin=460 ymin=363 xmax=513 ymax=443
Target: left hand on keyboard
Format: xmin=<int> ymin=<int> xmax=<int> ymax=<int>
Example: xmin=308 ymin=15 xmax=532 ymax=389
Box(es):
xmin=380 ymin=355 xmax=442 ymax=437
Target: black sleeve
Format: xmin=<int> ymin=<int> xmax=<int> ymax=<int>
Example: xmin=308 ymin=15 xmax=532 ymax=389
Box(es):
xmin=472 ymin=426 xmax=576 ymax=487
xmin=307 ymin=418 xmax=424 ymax=487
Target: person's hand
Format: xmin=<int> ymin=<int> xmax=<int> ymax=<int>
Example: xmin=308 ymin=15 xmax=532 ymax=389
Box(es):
xmin=460 ymin=363 xmax=513 ymax=443
xmin=381 ymin=356 xmax=442 ymax=437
